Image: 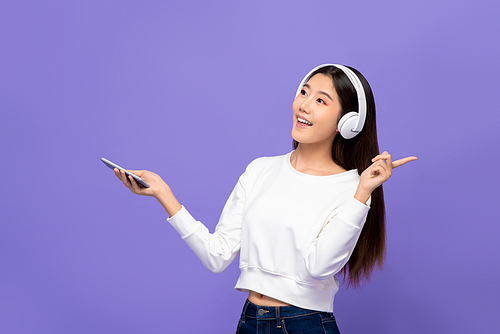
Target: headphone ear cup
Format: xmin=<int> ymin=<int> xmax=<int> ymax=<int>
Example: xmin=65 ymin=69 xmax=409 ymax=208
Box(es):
xmin=338 ymin=112 xmax=360 ymax=139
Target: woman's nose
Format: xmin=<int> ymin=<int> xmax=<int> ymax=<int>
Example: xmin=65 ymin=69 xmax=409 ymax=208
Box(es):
xmin=300 ymin=98 xmax=312 ymax=113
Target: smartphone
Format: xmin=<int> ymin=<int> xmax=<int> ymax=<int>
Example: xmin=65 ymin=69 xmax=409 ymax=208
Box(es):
xmin=101 ymin=157 xmax=150 ymax=188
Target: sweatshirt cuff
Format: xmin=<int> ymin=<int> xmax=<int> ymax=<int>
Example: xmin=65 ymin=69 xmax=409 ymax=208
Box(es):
xmin=166 ymin=205 xmax=199 ymax=238
xmin=337 ymin=197 xmax=371 ymax=229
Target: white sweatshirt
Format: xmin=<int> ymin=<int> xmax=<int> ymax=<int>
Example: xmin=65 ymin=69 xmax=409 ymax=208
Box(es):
xmin=167 ymin=152 xmax=370 ymax=312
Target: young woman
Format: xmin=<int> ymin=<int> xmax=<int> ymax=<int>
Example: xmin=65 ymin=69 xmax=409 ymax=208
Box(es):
xmin=114 ymin=64 xmax=416 ymax=333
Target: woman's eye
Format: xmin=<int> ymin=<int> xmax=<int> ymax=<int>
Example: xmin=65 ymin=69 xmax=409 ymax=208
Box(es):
xmin=300 ymin=89 xmax=307 ymax=96
xmin=317 ymin=98 xmax=325 ymax=104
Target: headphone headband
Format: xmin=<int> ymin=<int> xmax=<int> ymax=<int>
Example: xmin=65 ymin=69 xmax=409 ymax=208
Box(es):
xmin=295 ymin=64 xmax=367 ymax=138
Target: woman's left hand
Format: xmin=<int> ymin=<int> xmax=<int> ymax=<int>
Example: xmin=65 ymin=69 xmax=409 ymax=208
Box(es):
xmin=355 ymin=151 xmax=417 ymax=203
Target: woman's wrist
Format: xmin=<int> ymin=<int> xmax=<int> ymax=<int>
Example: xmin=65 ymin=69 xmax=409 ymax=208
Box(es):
xmin=155 ymin=183 xmax=182 ymax=217
xmin=354 ymin=186 xmax=372 ymax=204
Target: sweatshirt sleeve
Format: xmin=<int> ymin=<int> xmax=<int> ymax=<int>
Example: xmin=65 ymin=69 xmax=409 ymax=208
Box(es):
xmin=166 ymin=168 xmax=248 ymax=274
xmin=304 ymin=196 xmax=371 ymax=280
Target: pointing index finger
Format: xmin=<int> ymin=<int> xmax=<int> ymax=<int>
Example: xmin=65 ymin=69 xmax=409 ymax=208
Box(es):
xmin=392 ymin=156 xmax=418 ymax=168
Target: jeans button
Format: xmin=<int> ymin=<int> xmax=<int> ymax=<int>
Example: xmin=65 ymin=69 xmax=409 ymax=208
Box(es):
xmin=258 ymin=309 xmax=266 ymax=316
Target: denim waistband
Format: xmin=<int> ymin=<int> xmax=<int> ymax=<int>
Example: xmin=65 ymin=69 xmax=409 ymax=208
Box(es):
xmin=241 ymin=299 xmax=334 ymax=320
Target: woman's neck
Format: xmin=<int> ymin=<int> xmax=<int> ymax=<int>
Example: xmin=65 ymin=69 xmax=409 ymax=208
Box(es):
xmin=291 ymin=143 xmax=346 ymax=176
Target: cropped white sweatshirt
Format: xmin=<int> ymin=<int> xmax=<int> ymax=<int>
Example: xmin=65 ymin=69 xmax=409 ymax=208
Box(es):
xmin=167 ymin=152 xmax=370 ymax=312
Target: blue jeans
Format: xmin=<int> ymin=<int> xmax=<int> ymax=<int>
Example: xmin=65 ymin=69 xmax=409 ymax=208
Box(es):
xmin=236 ymin=299 xmax=341 ymax=334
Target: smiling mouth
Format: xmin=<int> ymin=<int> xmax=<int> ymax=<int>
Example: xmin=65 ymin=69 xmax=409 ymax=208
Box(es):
xmin=297 ymin=116 xmax=312 ymax=126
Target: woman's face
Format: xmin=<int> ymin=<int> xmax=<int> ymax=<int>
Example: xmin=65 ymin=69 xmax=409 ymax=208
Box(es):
xmin=291 ymin=73 xmax=343 ymax=146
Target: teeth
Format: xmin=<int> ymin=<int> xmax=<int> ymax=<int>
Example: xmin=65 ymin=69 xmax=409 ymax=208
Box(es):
xmin=298 ymin=117 xmax=312 ymax=125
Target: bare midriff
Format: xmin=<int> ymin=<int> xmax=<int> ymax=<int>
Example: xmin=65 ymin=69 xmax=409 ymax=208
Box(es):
xmin=248 ymin=291 xmax=290 ymax=307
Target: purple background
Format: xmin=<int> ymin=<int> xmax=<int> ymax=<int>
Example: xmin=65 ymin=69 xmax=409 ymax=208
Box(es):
xmin=1 ymin=0 xmax=498 ymax=333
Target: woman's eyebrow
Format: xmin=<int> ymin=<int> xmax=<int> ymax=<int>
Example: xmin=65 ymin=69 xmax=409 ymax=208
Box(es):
xmin=318 ymin=91 xmax=333 ymax=101
xmin=304 ymin=84 xmax=333 ymax=101
xmin=302 ymin=84 xmax=333 ymax=101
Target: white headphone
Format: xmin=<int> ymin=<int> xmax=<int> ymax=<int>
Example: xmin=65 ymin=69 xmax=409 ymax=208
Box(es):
xmin=295 ymin=64 xmax=367 ymax=139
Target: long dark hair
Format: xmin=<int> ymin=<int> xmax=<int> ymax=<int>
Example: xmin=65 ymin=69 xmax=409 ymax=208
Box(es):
xmin=293 ymin=65 xmax=386 ymax=287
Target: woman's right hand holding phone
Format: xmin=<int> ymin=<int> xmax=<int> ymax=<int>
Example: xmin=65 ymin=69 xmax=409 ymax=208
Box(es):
xmin=114 ymin=168 xmax=182 ymax=217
